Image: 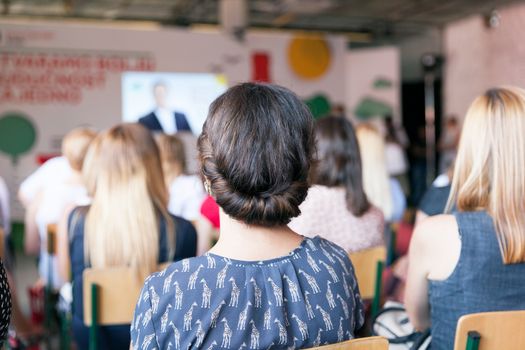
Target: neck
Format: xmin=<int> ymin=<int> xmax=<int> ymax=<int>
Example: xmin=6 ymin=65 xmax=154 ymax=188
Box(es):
xmin=208 ymin=209 xmax=304 ymax=261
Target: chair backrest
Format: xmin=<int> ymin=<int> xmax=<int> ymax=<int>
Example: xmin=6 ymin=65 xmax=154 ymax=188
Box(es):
xmin=307 ymin=336 xmax=389 ymax=350
xmin=83 ymin=267 xmax=147 ymax=326
xmin=349 ymin=246 xmax=386 ymax=299
xmin=83 ymin=263 xmax=171 ymax=326
xmin=454 ymin=310 xmax=525 ymax=350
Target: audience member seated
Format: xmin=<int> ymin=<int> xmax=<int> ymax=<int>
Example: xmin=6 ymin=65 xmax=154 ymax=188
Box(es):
xmin=131 ymin=83 xmax=365 ymax=349
xmin=57 ymin=123 xmax=197 ymax=350
xmin=0 ymin=176 xmax=9 ymax=239
xmin=24 ymin=128 xmax=96 ymax=289
xmin=290 ymin=116 xmax=384 ymax=253
xmin=357 ymin=123 xmax=406 ymax=223
xmin=18 ymin=153 xmax=73 ymax=209
xmin=438 ymin=116 xmax=460 ymax=173
xmin=384 ymin=116 xmax=409 ymax=194
xmin=157 ymin=134 xmax=206 ymax=222
xmin=406 ymin=87 xmax=525 ymax=349
xmin=4 ymin=175 xmax=42 ymax=343
xmin=415 ymin=166 xmax=453 ymax=225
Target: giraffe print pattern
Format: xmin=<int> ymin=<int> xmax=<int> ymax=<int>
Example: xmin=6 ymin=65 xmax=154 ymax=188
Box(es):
xmin=0 ymin=261 xmax=11 ymax=348
xmin=131 ymin=236 xmax=364 ymax=349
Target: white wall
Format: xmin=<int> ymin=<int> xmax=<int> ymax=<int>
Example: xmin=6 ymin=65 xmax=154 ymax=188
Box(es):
xmin=345 ymin=46 xmax=401 ymax=123
xmin=0 ymin=19 xmax=348 ymax=219
xmin=444 ymin=2 xmax=525 ymax=120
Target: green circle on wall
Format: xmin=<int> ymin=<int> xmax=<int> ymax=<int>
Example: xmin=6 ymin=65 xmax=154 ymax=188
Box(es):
xmin=0 ymin=112 xmax=37 ymax=164
xmin=305 ymin=94 xmax=331 ymax=120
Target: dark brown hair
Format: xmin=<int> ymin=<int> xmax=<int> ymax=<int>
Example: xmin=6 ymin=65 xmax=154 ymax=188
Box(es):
xmin=198 ymin=83 xmax=315 ymax=226
xmin=313 ymin=116 xmax=370 ymax=216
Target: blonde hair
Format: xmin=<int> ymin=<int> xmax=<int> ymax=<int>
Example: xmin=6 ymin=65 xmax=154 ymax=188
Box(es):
xmin=156 ymin=134 xmax=186 ymax=185
xmin=82 ymin=123 xmax=173 ymax=275
xmin=62 ymin=128 xmax=97 ymax=171
xmin=446 ymin=86 xmax=525 ymax=264
xmin=356 ymin=123 xmax=393 ymax=220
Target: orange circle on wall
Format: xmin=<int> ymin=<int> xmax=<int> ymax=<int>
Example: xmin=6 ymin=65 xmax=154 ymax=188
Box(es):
xmin=288 ymin=36 xmax=331 ymax=80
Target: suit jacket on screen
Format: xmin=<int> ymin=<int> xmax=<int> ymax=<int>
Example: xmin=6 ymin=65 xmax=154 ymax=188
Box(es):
xmin=138 ymin=111 xmax=192 ymax=133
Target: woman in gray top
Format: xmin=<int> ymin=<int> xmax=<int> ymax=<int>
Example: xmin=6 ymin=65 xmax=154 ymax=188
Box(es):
xmin=406 ymin=87 xmax=525 ymax=349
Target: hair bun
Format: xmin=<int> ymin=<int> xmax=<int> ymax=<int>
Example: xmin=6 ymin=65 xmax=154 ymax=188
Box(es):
xmin=199 ymin=134 xmax=309 ymax=226
xmin=197 ymin=83 xmax=315 ymax=227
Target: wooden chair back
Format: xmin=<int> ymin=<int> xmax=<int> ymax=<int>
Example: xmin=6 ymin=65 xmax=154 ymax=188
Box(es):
xmin=307 ymin=336 xmax=389 ymax=350
xmin=84 ymin=264 xmax=171 ymax=350
xmin=349 ymin=246 xmax=386 ymax=316
xmin=83 ymin=267 xmax=146 ymax=326
xmin=349 ymin=246 xmax=386 ymax=299
xmin=454 ymin=310 xmax=525 ymax=350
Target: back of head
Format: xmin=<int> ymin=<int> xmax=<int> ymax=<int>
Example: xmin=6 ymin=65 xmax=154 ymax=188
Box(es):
xmin=198 ymin=83 xmax=315 ymax=227
xmin=313 ymin=116 xmax=370 ymax=216
xmin=83 ymin=123 xmax=171 ymax=274
xmin=62 ymin=128 xmax=97 ymax=172
xmin=447 ymin=86 xmax=525 ymax=264
xmin=356 ymin=123 xmax=393 ymax=220
xmin=157 ymin=134 xmax=187 ymax=182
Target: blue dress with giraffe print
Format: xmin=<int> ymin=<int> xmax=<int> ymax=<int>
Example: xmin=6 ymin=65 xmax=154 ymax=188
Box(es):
xmin=131 ymin=236 xmax=365 ymax=350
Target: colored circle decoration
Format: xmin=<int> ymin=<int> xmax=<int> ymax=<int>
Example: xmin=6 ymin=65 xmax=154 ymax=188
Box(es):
xmin=304 ymin=94 xmax=331 ymax=120
xmin=288 ymin=36 xmax=331 ymax=80
xmin=0 ymin=112 xmax=37 ymax=164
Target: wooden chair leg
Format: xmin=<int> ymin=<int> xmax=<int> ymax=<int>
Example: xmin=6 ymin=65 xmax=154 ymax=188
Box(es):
xmin=371 ymin=261 xmax=384 ymax=318
xmin=89 ymin=283 xmax=99 ymax=350
xmin=465 ymin=331 xmax=480 ymax=350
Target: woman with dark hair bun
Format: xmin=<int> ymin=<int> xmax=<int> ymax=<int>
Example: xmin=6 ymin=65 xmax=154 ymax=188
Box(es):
xmin=290 ymin=116 xmax=385 ymax=253
xmin=131 ymin=83 xmax=364 ymax=349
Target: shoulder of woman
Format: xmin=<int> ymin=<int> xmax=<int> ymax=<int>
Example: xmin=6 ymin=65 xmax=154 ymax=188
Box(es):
xmin=414 ymin=213 xmax=457 ymax=240
xmin=411 ymin=214 xmax=459 ymax=261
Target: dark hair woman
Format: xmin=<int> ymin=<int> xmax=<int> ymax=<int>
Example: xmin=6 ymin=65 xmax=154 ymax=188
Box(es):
xmin=131 ymin=83 xmax=365 ymax=349
xmin=290 ymin=116 xmax=385 ymax=253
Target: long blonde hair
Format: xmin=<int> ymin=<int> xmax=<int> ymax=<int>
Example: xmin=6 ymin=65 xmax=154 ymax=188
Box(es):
xmin=82 ymin=123 xmax=173 ymax=274
xmin=356 ymin=123 xmax=393 ymax=220
xmin=446 ymin=87 xmax=525 ymax=264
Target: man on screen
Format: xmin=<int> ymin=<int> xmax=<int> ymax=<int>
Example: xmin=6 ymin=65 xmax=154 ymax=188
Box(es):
xmin=138 ymin=82 xmax=192 ymax=134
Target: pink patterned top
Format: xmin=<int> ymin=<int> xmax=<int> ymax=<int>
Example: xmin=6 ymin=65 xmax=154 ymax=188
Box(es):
xmin=289 ymin=185 xmax=385 ymax=253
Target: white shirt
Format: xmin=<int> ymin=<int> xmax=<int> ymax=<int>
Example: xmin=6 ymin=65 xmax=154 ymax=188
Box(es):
xmin=0 ymin=177 xmax=10 ymax=235
xmin=167 ymin=175 xmax=206 ymax=221
xmin=433 ymin=173 xmax=451 ymax=188
xmin=35 ymin=182 xmax=90 ymax=289
xmin=385 ymin=142 xmax=408 ymax=176
xmin=19 ymin=156 xmax=72 ymax=205
xmin=155 ymin=107 xmax=177 ymax=134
